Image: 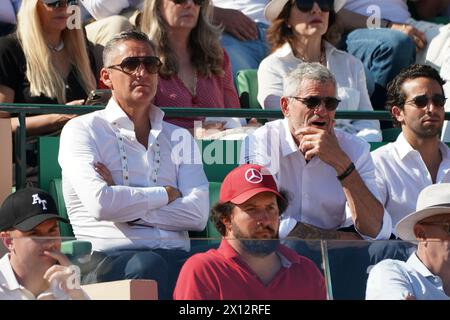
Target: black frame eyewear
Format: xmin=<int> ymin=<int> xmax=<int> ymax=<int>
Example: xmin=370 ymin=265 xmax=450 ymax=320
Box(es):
xmin=404 ymin=94 xmax=446 ymax=108
xmin=42 ymin=0 xmax=79 ymax=8
xmin=295 ymin=0 xmax=334 ymax=13
xmin=171 ymin=0 xmax=205 ymax=6
xmin=290 ymin=95 xmax=341 ymax=111
xmin=107 ymin=56 xmax=162 ymax=75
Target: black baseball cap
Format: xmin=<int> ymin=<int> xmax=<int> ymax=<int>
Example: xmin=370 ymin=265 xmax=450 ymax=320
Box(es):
xmin=0 ymin=188 xmax=68 ymax=232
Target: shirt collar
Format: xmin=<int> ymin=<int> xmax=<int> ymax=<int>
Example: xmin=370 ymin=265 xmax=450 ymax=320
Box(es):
xmin=394 ymin=132 xmax=450 ymax=161
xmin=0 ymin=254 xmax=22 ymax=292
xmin=407 ymin=252 xmax=437 ymax=280
xmin=281 ymin=119 xmax=299 ymax=157
xmin=104 ymin=98 xmax=165 ymax=134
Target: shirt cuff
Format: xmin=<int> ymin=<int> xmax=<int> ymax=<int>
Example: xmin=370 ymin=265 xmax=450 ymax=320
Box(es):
xmin=356 ymin=209 xmax=392 ymax=240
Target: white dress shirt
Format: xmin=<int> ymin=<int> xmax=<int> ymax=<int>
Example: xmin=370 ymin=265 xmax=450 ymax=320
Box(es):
xmin=0 ymin=254 xmax=79 ymax=300
xmin=257 ymin=42 xmax=382 ymax=142
xmin=240 ymin=119 xmax=392 ymax=240
xmin=59 ymin=99 xmax=209 ymax=252
xmin=366 ymin=252 xmax=450 ymax=300
xmin=80 ymin=0 xmax=143 ymax=20
xmin=372 ymin=133 xmax=450 ymax=235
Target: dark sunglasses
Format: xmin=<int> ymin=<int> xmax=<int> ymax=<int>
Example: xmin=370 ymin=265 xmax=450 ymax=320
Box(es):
xmin=171 ymin=0 xmax=205 ymax=6
xmin=290 ymin=95 xmax=341 ymax=111
xmin=41 ymin=0 xmax=79 ymax=8
xmin=419 ymin=222 xmax=450 ymax=234
xmin=107 ymin=56 xmax=162 ymax=75
xmin=295 ymin=0 xmax=334 ymax=13
xmin=404 ymin=94 xmax=447 ymax=108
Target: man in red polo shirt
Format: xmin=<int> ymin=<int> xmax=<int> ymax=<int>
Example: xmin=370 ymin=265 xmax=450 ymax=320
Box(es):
xmin=173 ymin=164 xmax=326 ymax=300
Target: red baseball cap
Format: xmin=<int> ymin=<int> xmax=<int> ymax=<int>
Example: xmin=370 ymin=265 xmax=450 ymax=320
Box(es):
xmin=220 ymin=164 xmax=285 ymax=205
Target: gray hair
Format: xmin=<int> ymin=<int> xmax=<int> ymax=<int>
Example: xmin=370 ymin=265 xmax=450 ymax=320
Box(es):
xmin=103 ymin=30 xmax=158 ymax=68
xmin=283 ymin=62 xmax=337 ymax=97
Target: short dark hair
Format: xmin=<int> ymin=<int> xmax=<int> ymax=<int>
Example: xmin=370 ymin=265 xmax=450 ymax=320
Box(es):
xmin=103 ymin=30 xmax=158 ymax=67
xmin=386 ymin=64 xmax=445 ymax=127
xmin=211 ymin=190 xmax=289 ymax=236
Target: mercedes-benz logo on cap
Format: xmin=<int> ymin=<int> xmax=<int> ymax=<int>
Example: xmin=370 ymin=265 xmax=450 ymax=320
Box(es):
xmin=245 ymin=168 xmax=263 ymax=184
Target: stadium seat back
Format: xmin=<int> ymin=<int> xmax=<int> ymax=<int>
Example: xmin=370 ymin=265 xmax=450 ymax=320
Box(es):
xmin=235 ymin=69 xmax=261 ymax=110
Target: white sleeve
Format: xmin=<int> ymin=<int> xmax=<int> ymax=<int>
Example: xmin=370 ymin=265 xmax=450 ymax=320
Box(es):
xmin=58 ymin=119 xmax=169 ymax=223
xmin=141 ymin=133 xmax=210 ymax=232
xmin=257 ymin=57 xmax=284 ymax=110
xmin=343 ymin=143 xmax=392 ymax=239
xmin=366 ymin=260 xmax=415 ymax=300
xmin=80 ymin=0 xmax=132 ymax=20
xmin=350 ymin=59 xmax=382 ymax=142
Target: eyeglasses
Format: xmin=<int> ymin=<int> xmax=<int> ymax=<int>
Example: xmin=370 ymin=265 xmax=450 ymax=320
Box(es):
xmin=419 ymin=222 xmax=450 ymax=234
xmin=170 ymin=0 xmax=205 ymax=6
xmin=404 ymin=94 xmax=447 ymax=108
xmin=41 ymin=0 xmax=79 ymax=8
xmin=107 ymin=56 xmax=162 ymax=75
xmin=289 ymin=95 xmax=341 ymax=111
xmin=295 ymin=0 xmax=334 ymax=13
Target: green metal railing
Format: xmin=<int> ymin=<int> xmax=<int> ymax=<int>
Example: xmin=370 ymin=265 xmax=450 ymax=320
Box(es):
xmin=1 ymin=103 xmax=448 ymax=189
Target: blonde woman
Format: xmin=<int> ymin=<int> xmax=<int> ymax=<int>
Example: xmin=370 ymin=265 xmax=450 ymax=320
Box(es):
xmin=140 ymin=0 xmax=240 ymax=131
xmin=0 ymin=0 xmax=96 ymax=136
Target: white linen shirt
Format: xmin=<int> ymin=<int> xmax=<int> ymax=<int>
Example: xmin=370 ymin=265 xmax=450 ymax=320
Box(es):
xmin=372 ymin=133 xmax=450 ymax=235
xmin=59 ymin=99 xmax=209 ymax=252
xmin=0 ymin=254 xmax=77 ymax=300
xmin=257 ymin=42 xmax=382 ymax=142
xmin=366 ymin=252 xmax=450 ymax=300
xmin=240 ymin=119 xmax=392 ymax=240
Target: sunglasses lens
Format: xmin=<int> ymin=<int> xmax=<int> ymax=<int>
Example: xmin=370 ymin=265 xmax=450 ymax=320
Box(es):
xmin=143 ymin=57 xmax=162 ymax=74
xmin=193 ymin=0 xmax=204 ymax=5
xmin=412 ymin=95 xmax=428 ymax=108
xmin=432 ymin=94 xmax=446 ymax=107
xmin=121 ymin=58 xmax=141 ymax=73
xmin=295 ymin=0 xmax=332 ymax=12
xmin=324 ymin=98 xmax=339 ymax=110
xmin=304 ymin=97 xmax=321 ymax=109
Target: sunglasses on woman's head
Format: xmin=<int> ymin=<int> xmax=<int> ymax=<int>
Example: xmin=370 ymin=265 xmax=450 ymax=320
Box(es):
xmin=41 ymin=0 xmax=79 ymax=8
xmin=404 ymin=94 xmax=447 ymax=108
xmin=170 ymin=0 xmax=205 ymax=6
xmin=295 ymin=0 xmax=334 ymax=12
xmin=107 ymin=56 xmax=162 ymax=75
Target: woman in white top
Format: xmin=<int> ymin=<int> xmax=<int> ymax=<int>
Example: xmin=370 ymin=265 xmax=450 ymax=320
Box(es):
xmin=258 ymin=0 xmax=382 ymax=142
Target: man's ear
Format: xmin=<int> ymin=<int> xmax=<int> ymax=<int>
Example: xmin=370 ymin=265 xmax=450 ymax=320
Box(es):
xmin=100 ymin=68 xmax=113 ymax=89
xmin=280 ymin=96 xmax=290 ymax=117
xmin=391 ymin=106 xmax=404 ymax=124
xmin=0 ymin=231 xmax=13 ymax=252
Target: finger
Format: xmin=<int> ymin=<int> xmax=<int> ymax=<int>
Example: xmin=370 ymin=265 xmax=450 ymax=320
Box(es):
xmin=296 ymin=126 xmax=322 ymax=136
xmin=304 ymin=148 xmax=317 ymax=161
xmin=44 ymin=250 xmax=71 ymax=267
xmin=228 ymin=29 xmax=247 ymax=41
xmin=43 ymin=265 xmax=68 ymax=281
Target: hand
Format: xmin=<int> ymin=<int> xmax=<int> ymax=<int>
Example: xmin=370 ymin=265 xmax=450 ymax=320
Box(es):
xmin=246 ymin=118 xmax=262 ymax=127
xmin=66 ymin=99 xmax=85 ymax=106
xmin=390 ymin=23 xmax=426 ymax=52
xmin=295 ymin=126 xmax=350 ymax=171
xmin=94 ymin=162 xmax=114 ymax=186
xmin=213 ymin=7 xmax=258 ymax=41
xmin=42 ymin=250 xmax=86 ymax=300
xmin=195 ymin=121 xmax=226 ymax=138
xmin=164 ymin=186 xmax=182 ymax=203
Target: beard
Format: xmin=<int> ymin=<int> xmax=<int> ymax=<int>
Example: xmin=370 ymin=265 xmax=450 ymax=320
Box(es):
xmin=231 ymin=223 xmax=280 ymax=256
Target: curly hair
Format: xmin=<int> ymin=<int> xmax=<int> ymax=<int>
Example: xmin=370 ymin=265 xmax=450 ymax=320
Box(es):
xmin=386 ymin=64 xmax=445 ymax=127
xmin=266 ymin=0 xmax=338 ymax=52
xmin=140 ymin=0 xmax=224 ymax=78
xmin=211 ymin=190 xmax=290 ymax=237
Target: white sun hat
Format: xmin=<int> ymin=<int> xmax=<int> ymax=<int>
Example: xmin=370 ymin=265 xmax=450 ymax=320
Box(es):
xmin=396 ymin=183 xmax=450 ymax=240
xmin=264 ymin=0 xmax=347 ymax=22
